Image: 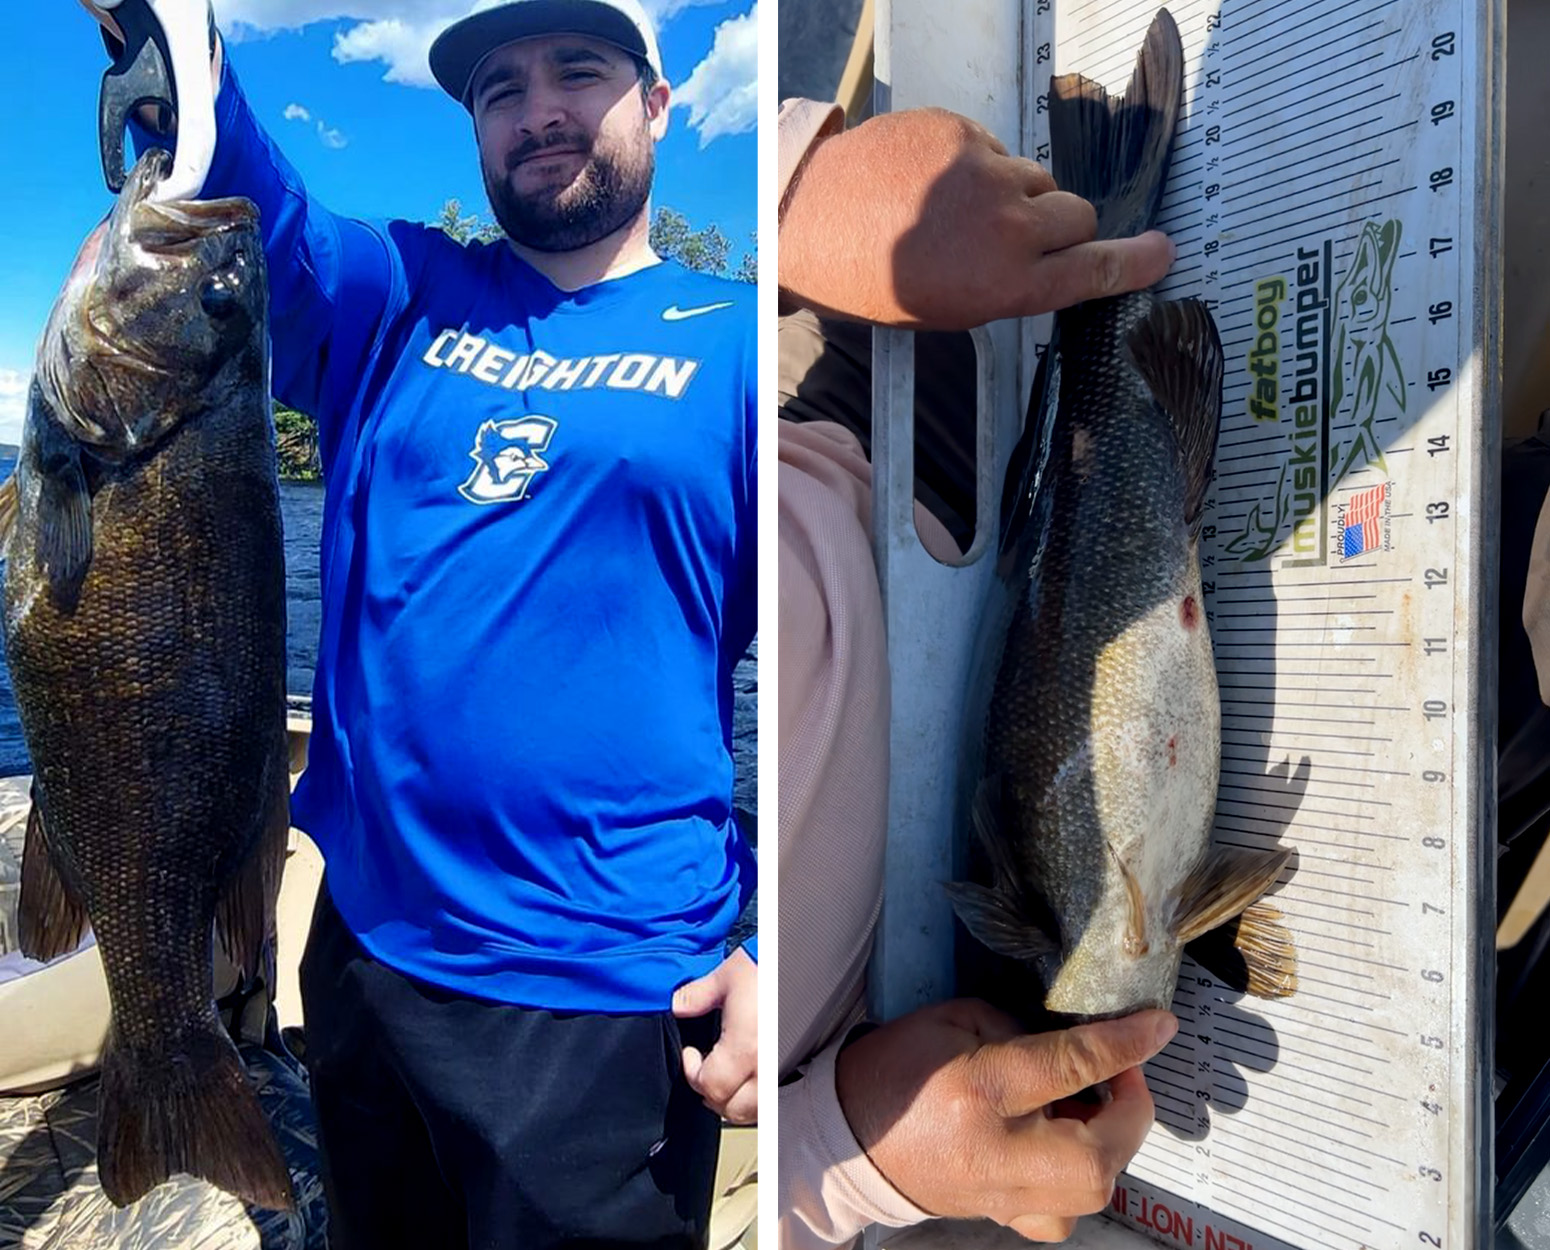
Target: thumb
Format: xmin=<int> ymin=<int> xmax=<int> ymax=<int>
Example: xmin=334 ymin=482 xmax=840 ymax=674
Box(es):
xmin=974 ymin=1010 xmax=1177 ymax=1118
xmin=672 ymin=967 xmax=726 ymax=1018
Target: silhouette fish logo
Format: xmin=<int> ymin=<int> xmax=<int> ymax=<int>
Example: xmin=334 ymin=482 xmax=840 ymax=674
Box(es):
xmin=458 ymin=417 xmax=558 ymax=504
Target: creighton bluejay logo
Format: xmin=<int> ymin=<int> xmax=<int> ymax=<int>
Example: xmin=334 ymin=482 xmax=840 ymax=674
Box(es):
xmin=459 ymin=417 xmax=558 ymax=504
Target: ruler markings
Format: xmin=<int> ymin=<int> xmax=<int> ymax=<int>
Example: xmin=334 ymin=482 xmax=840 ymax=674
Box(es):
xmin=1227 ymin=156 xmax=1396 ymax=215
xmin=1226 ymin=39 xmax=1389 ymax=104
xmin=1215 ymin=1107 xmax=1408 ymax=1171
xmin=1225 ymin=185 xmax=1416 ymax=257
xmin=1214 ymin=1162 xmax=1403 ymax=1230
xmin=1211 ymin=1131 xmax=1386 ymax=1186
xmin=1226 ymin=0 xmax=1394 ymax=49
xmin=1226 ymin=115 xmax=1400 ymax=178
xmin=1226 ymin=87 xmax=1393 ymax=154
xmin=1225 ymin=1083 xmax=1390 ymax=1130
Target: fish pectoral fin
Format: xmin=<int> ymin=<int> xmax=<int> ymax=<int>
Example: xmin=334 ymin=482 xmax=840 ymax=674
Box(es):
xmin=0 ymin=475 xmax=18 ymax=548
xmin=1127 ymin=298 xmax=1224 ymax=533
xmin=1172 ymin=844 xmax=1292 ymax=944
xmin=98 ymin=1024 xmax=294 ymax=1210
xmin=945 ymin=881 xmax=1057 ymax=962
xmin=18 ymin=790 xmax=91 ymax=962
xmin=215 ymin=734 xmax=291 ymax=987
xmin=1185 ymin=899 xmax=1298 ymax=999
xmin=36 ymin=450 xmax=93 ymax=608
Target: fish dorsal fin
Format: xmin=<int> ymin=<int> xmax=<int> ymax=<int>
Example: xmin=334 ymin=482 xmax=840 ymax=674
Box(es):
xmin=998 ymin=341 xmax=1061 ymax=574
xmin=1048 ymin=9 xmax=1183 ymax=239
xmin=1186 ymin=899 xmax=1299 ymax=998
xmin=1128 ymin=297 xmax=1224 ymax=531
xmin=1173 ymin=844 xmax=1291 ymax=944
xmin=18 ymin=786 xmax=92 ymax=962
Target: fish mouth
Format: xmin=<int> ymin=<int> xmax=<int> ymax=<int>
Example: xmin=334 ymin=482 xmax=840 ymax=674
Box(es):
xmin=118 ymin=149 xmax=258 ymax=254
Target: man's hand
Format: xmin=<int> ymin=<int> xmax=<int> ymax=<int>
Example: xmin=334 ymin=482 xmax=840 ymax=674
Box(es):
xmin=77 ymin=0 xmax=224 ymax=119
xmin=673 ymin=946 xmax=757 ymax=1125
xmin=779 ymin=108 xmax=1174 ymax=331
xmin=836 ymin=998 xmax=1177 ymax=1242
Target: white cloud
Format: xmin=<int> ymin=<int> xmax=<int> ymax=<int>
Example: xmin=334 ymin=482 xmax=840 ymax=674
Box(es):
xmin=212 ymin=0 xmax=733 ymax=90
xmin=0 ymin=370 xmax=29 ymax=449
xmin=283 ymin=102 xmax=350 ymax=148
xmin=671 ymin=3 xmax=756 ymax=147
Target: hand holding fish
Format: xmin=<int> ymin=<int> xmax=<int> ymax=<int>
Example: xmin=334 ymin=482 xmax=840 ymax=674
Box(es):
xmin=778 ymin=107 xmax=1175 ymax=331
xmin=673 ymin=945 xmax=758 ymax=1124
xmin=834 ymin=998 xmax=1176 ymax=1241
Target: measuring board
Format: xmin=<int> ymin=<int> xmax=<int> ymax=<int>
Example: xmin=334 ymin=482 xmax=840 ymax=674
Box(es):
xmin=866 ymin=0 xmax=1501 ymax=1249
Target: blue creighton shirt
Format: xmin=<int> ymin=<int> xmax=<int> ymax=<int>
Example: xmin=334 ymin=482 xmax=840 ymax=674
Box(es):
xmin=184 ymin=59 xmax=757 ymax=1011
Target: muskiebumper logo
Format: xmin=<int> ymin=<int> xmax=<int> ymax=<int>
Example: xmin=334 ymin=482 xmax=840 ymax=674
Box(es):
xmin=459 ymin=416 xmax=558 ymax=505
xmin=1225 ymin=219 xmax=1405 ymax=565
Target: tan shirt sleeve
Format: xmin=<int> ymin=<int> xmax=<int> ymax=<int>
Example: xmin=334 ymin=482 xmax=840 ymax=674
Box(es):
xmin=779 ymin=99 xmax=846 ymax=210
xmin=778 ymin=418 xmax=956 ymax=1248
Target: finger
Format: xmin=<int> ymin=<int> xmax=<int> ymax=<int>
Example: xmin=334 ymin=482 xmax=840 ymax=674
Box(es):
xmin=681 ymin=1045 xmax=705 ymax=1087
xmin=1012 ymin=154 xmax=1058 ymax=198
xmin=1023 ymin=190 xmax=1099 ymax=254
xmin=672 ymin=971 xmax=725 ymax=1018
xmin=1078 ymin=1065 xmax=1156 ymax=1175
xmin=689 ymin=1042 xmax=757 ymax=1109
xmin=979 ymin=1011 xmax=1177 ymax=1115
xmin=718 ymin=1078 xmax=757 ymax=1125
xmin=1007 ymin=1214 xmax=1078 ymax=1243
xmin=1021 ymin=231 xmax=1177 ymax=313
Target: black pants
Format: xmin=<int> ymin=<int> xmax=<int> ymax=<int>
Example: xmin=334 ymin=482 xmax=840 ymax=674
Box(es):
xmin=298 ymin=883 xmax=722 ymax=1250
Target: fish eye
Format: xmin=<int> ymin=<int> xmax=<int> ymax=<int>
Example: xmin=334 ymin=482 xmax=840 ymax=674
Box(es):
xmin=199 ymin=276 xmax=240 ymax=320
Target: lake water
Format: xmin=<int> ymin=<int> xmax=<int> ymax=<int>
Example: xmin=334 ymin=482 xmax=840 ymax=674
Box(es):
xmin=0 ymin=472 xmax=758 ymax=820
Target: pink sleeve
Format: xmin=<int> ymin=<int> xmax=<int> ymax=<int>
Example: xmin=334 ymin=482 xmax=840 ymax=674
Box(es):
xmin=778 ymin=418 xmax=956 ymax=1247
xmin=779 ymin=99 xmax=846 ymax=209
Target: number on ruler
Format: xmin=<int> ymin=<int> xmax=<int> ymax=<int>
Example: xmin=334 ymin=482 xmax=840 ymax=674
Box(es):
xmin=1205 ymin=183 xmax=1220 ymax=199
xmin=1429 ymin=300 xmax=1453 ymax=323
xmin=1421 ymin=969 xmax=1445 ymax=983
xmin=1206 ymin=125 xmax=1221 ymax=144
xmin=1420 ymin=1235 xmax=1443 ymax=1248
xmin=1036 ymin=142 xmax=1050 ymax=162
xmin=1425 ymin=567 xmax=1449 ymax=588
xmin=1430 ymin=236 xmax=1454 ymax=257
xmin=1427 ymin=502 xmax=1450 ymax=522
xmin=1423 ymin=837 xmax=1446 ymax=849
xmin=1423 ymin=901 xmax=1445 ymax=913
xmin=1036 ymin=93 xmax=1048 ymax=114
xmin=1424 ymin=638 xmax=1447 ymax=655
xmin=1202 ymin=580 xmax=1216 ymax=596
xmin=1420 ymin=1165 xmax=1443 ymax=1181
xmin=1206 ymin=69 xmax=1221 ymax=87
xmin=1205 ymin=12 xmax=1221 ymax=29
xmin=1037 ymin=42 xmax=1051 ymax=63
xmin=1423 ymin=699 xmax=1448 ymax=719
xmin=1431 ymin=31 xmax=1456 ymax=58
xmin=1430 ymin=167 xmax=1454 ymax=192
xmin=1431 ymin=100 xmax=1456 ymax=125
xmin=1422 ymin=1098 xmax=1443 ymax=1113
xmin=1421 ymin=1034 xmax=1445 ymax=1047
xmin=1429 ymin=434 xmax=1452 ymax=455
xmin=1428 ymin=367 xmax=1452 ymax=391
xmin=1423 ymin=770 xmax=1446 ymax=782
xmin=1036 ymin=0 xmax=1050 ymax=12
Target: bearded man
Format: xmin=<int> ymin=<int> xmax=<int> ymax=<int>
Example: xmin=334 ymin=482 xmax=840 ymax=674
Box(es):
xmin=79 ymin=1 xmax=758 ymax=1246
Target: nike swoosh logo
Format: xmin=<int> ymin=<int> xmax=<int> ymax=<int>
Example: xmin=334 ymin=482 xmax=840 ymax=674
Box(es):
xmin=661 ymin=301 xmax=735 ymax=321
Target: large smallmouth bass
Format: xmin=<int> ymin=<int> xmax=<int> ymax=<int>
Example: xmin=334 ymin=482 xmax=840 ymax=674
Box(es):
xmin=1 ymin=148 xmax=293 ymax=1209
xmin=949 ymin=9 xmax=1298 ymax=1022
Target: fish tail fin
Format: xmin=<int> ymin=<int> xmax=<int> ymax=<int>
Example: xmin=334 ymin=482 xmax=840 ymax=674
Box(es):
xmin=18 ymin=789 xmax=91 ymax=962
xmin=97 ymin=1025 xmax=294 ymax=1210
xmin=1128 ymin=298 xmax=1224 ymax=530
xmin=1186 ymin=899 xmax=1299 ymax=998
xmin=1048 ymin=8 xmax=1183 ymax=239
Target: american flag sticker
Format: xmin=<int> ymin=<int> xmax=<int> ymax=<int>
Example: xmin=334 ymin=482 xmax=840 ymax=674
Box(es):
xmin=1339 ymin=482 xmax=1390 ymax=561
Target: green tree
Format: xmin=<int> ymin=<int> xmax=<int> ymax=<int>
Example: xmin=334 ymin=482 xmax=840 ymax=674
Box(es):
xmin=273 ymin=402 xmax=321 ymax=482
xmin=650 ymin=207 xmax=732 ymax=276
xmin=435 ymin=198 xmax=504 ymax=245
xmin=733 ymin=230 xmax=757 ymax=285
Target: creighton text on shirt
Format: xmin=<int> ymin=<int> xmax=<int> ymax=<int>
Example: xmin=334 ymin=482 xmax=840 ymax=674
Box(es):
xmin=423 ymin=328 xmax=702 ymax=400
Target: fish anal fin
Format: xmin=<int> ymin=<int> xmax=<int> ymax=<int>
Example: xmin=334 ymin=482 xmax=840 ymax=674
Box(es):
xmin=1173 ymin=844 xmax=1291 ymax=944
xmin=18 ymin=790 xmax=91 ymax=962
xmin=1186 ymin=899 xmax=1298 ymax=999
xmin=216 ymin=737 xmax=290 ymax=985
xmin=98 ymin=1025 xmax=294 ymax=1210
xmin=1128 ymin=298 xmax=1224 ymax=529
xmin=945 ymin=881 xmax=1058 ymax=962
xmin=1048 ymin=10 xmax=1183 ymax=239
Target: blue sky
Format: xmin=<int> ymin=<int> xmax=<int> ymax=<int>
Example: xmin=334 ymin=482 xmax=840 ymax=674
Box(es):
xmin=0 ymin=0 xmax=758 ymax=444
